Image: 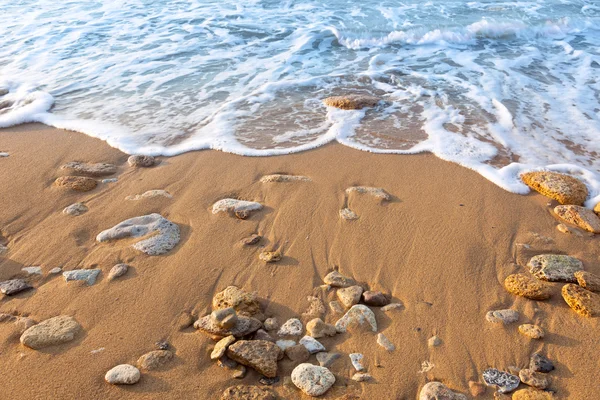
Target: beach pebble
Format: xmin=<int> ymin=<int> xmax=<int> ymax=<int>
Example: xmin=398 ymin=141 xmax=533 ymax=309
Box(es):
xmin=337 ymin=285 xmax=363 ymax=308
xmin=60 ymin=161 xmax=116 ymax=177
xmin=339 ymin=208 xmax=359 ymax=220
xmin=276 ymin=340 xmax=296 ymax=351
xmin=102 ymin=178 xmax=118 ymax=184
xmin=278 ymin=318 xmax=303 ymax=336
xmin=263 ymin=317 xmax=278 ymax=331
xmin=260 ymin=174 xmax=311 ymax=183
xmin=419 ymin=381 xmax=467 ymax=400
xmin=217 ymin=355 xmax=238 ymax=369
xmin=512 ymin=388 xmax=555 ymax=400
xmin=482 ymin=368 xmax=520 ymax=393
xmin=241 ymin=234 xmax=262 ymax=246
xmin=323 ymin=271 xmax=356 ymax=288
xmin=63 ymin=269 xmax=101 ymax=286
xmin=22 ymin=266 xmax=42 ymax=275
xmin=349 ymin=353 xmax=365 ymax=371
xmin=291 ymin=363 xmax=335 ymax=397
xmin=54 ymin=176 xmax=97 ymax=192
xmin=530 ymin=353 xmax=555 ymax=373
xmin=554 ymin=205 xmax=600 ymax=233
xmin=381 ymin=302 xmax=404 ymax=312
xmin=212 ymin=286 xmax=262 ymax=317
xmin=105 ymin=364 xmax=140 ymax=385
xmin=323 ymin=95 xmax=379 ymax=110
xmin=561 ymin=283 xmax=600 ymax=317
xmin=194 ymin=314 xmax=261 ymax=338
xmin=0 ymin=279 xmax=33 ymax=296
xmin=520 ymin=171 xmax=588 ymax=205
xmin=108 ymin=263 xmax=129 ymax=281
xmin=519 ymin=369 xmax=549 ymax=390
xmin=212 ymin=198 xmax=262 ymax=218
xmin=49 ymin=267 xmax=62 ymax=274
xmin=299 ymin=335 xmax=325 ymax=354
xmin=211 ymin=335 xmax=236 ymax=360
xmin=128 ymin=155 xmax=157 ymax=167
xmin=504 ymin=274 xmax=552 ymax=300
xmin=155 ymin=339 xmax=169 ymax=350
xmin=316 ymin=352 xmax=341 ymax=368
xmin=527 ymin=254 xmax=583 ymax=282
xmin=126 ymin=189 xmax=172 ymax=201
xmin=259 ymin=251 xmax=281 ymax=263
xmin=362 ymin=290 xmax=390 ymax=307
xmin=352 ymin=372 xmax=372 ymax=382
xmin=486 ymin=309 xmax=520 ymax=324
xmin=96 ymin=213 xmax=180 ymax=256
xmin=556 ymin=223 xmax=582 ymax=236
xmin=335 ymin=304 xmax=377 ymax=333
xmin=137 ymin=350 xmax=174 ymax=370
xmin=574 ymin=270 xmax=600 ymax=292
xmin=0 ymin=152 xmax=8 ymax=157
xmin=285 ymin=344 xmax=310 ymax=363
xmin=0 ymin=244 xmax=7 ymax=255
xmin=0 ymin=314 xmax=35 ymax=333
xmin=220 ymin=385 xmax=276 ymax=400
xmin=306 ymin=318 xmax=336 ymax=338
xmin=345 ymin=186 xmax=391 ymax=201
xmin=377 ymin=333 xmax=395 ymax=351
xmin=428 ymin=335 xmax=442 ymax=347
xmin=62 ymin=202 xmax=88 ymax=216
xmin=20 ymin=316 xmax=81 ymax=350
xmin=469 ymin=381 xmax=487 ymax=397
xmin=227 ymin=340 xmax=281 ymax=378
xmin=519 ymin=324 xmax=545 ymax=339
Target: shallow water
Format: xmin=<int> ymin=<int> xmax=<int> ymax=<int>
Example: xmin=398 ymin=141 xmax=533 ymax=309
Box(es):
xmin=1 ymin=0 xmax=599 ymax=198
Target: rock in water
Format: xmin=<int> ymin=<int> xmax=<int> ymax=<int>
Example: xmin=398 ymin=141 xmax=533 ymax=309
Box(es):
xmin=554 ymin=205 xmax=600 ymax=233
xmin=574 ymin=271 xmax=600 ymax=292
xmin=105 ymin=364 xmax=140 ymax=385
xmin=518 ymin=324 xmax=545 ymax=339
xmin=345 ymin=186 xmax=391 ymax=201
xmin=337 ymin=285 xmax=363 ymax=308
xmin=0 ymin=279 xmax=33 ymax=295
xmin=561 ymin=283 xmax=600 ymax=317
xmin=212 ymin=286 xmax=262 ymax=317
xmin=520 ymin=171 xmax=588 ymax=205
xmin=20 ymin=316 xmax=81 ymax=349
xmin=291 ymin=363 xmax=336 ymax=397
xmin=96 ymin=213 xmax=180 ymax=255
xmin=530 ymin=353 xmax=554 ymax=373
xmin=137 ymin=350 xmax=174 ymax=370
xmin=63 ymin=269 xmax=101 ymax=285
xmin=482 ymin=368 xmax=520 ymax=393
xmin=54 ymin=176 xmax=97 ymax=192
xmin=323 ymin=271 xmax=356 ymax=288
xmin=212 ymin=199 xmax=263 ymax=218
xmin=60 ymin=161 xmax=116 ymax=177
xmin=512 ymin=388 xmax=555 ymax=400
xmin=220 ymin=385 xmax=277 ymax=400
xmin=194 ymin=314 xmax=261 ymax=338
xmin=504 ymin=274 xmax=551 ymax=300
xmin=260 ymin=174 xmax=311 ymax=183
xmin=108 ymin=263 xmax=129 ymax=281
xmin=419 ymin=382 xmax=467 ymax=400
xmin=485 ymin=309 xmax=519 ymax=324
xmin=323 ymin=95 xmax=379 ymax=110
xmin=63 ymin=202 xmax=88 ymax=216
xmin=128 ymin=155 xmax=157 ymax=167
xmin=126 ymin=190 xmax=172 ymax=201
xmin=278 ymin=318 xmax=303 ymax=336
xmin=527 ymin=254 xmax=583 ymax=282
xmin=335 ymin=304 xmax=377 ymax=333
xmin=226 ymin=340 xmax=281 ymax=378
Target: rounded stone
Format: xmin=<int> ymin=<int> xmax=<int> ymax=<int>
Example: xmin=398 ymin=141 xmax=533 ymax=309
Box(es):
xmin=504 ymin=274 xmax=552 ymax=300
xmin=574 ymin=271 xmax=600 ymax=292
xmin=337 ymin=285 xmax=363 ymax=308
xmin=520 ymin=171 xmax=588 ymax=205
xmin=62 ymin=202 xmax=88 ymax=216
xmin=323 ymin=95 xmax=380 ymax=110
xmin=518 ymin=324 xmax=545 ymax=339
xmin=306 ymin=318 xmax=336 ymax=338
xmin=561 ymin=283 xmax=600 ymax=317
xmin=362 ymin=290 xmax=390 ymax=307
xmin=108 ymin=263 xmax=129 ymax=281
xmin=54 ymin=176 xmax=97 ymax=192
xmin=105 ymin=364 xmax=141 ymax=385
xmin=519 ymin=369 xmax=549 ymax=390
xmin=128 ymin=155 xmax=157 ymax=167
xmin=291 ymin=363 xmax=335 ymax=397
xmin=486 ymin=309 xmax=519 ymax=324
xmin=419 ymin=381 xmax=466 ymax=400
xmin=20 ymin=315 xmax=81 ymax=349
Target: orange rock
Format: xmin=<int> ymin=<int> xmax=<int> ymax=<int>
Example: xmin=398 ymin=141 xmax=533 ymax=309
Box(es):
xmin=554 ymin=205 xmax=600 ymax=233
xmin=54 ymin=176 xmax=97 ymax=192
xmin=521 ymin=171 xmax=587 ymax=205
xmin=512 ymin=388 xmax=555 ymax=400
xmin=323 ymin=95 xmax=379 ymax=110
xmin=504 ymin=274 xmax=552 ymax=300
xmin=574 ymin=270 xmax=600 ymax=292
xmin=561 ymin=283 xmax=600 ymax=317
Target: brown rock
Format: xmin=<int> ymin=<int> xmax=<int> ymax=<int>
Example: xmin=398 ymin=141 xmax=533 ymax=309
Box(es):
xmin=285 ymin=344 xmax=310 ymax=363
xmin=519 ymin=369 xmax=549 ymax=390
xmin=54 ymin=176 xmax=97 ymax=192
xmin=20 ymin=315 xmax=81 ymax=349
xmin=306 ymin=318 xmax=336 ymax=338
xmin=518 ymin=324 xmax=545 ymax=339
xmin=504 ymin=274 xmax=552 ymax=300
xmin=337 ymin=285 xmax=363 ymax=308
xmin=323 ymin=95 xmax=379 ymax=110
xmin=241 ymin=234 xmax=261 ymax=246
xmin=561 ymin=283 xmax=600 ymax=317
xmin=194 ymin=314 xmax=262 ymax=338
xmin=137 ymin=350 xmax=174 ymax=370
xmin=212 ymin=286 xmax=261 ymax=317
xmin=362 ymin=290 xmax=390 ymax=307
xmin=60 ymin=161 xmax=116 ymax=177
xmin=468 ymin=381 xmax=486 ymax=397
xmin=128 ymin=155 xmax=157 ymax=167
xmin=554 ymin=205 xmax=600 ymax=233
xmin=220 ymin=385 xmax=277 ymax=400
xmin=521 ymin=171 xmax=588 ymax=205
xmin=574 ymin=270 xmax=600 ymax=292
xmin=512 ymin=388 xmax=555 ymax=400
xmin=227 ymin=340 xmax=282 ymax=378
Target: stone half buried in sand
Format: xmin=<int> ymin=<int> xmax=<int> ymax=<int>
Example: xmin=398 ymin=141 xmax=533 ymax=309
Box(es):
xmin=520 ymin=171 xmax=588 ymax=205
xmin=345 ymin=186 xmax=391 ymax=201
xmin=226 ymin=340 xmax=282 ymax=378
xmin=20 ymin=315 xmax=81 ymax=350
xmin=212 ymin=198 xmax=263 ymax=219
xmin=335 ymin=304 xmax=377 ymax=333
xmin=220 ymin=385 xmax=277 ymax=400
xmin=63 ymin=269 xmax=101 ymax=286
xmin=194 ymin=314 xmax=262 ymax=338
xmin=128 ymin=155 xmax=157 ymax=167
xmin=339 ymin=208 xmax=359 ymax=221
xmin=485 ymin=309 xmax=519 ymax=325
xmin=96 ymin=213 xmax=180 ymax=256
xmin=561 ymin=283 xmax=600 ymax=317
xmin=482 ymin=368 xmax=520 ymax=393
xmin=323 ymin=95 xmax=380 ymax=110
xmin=527 ymin=254 xmax=583 ymax=282
xmin=60 ymin=161 xmax=117 ymax=177
xmin=126 ymin=190 xmax=172 ymax=201
xmin=260 ymin=174 xmax=311 ymax=183
xmin=63 ymin=202 xmax=88 ymax=216
xmin=504 ymin=274 xmax=551 ymax=300
xmin=54 ymin=176 xmax=97 ymax=192
xmin=419 ymin=381 xmax=467 ymax=400
xmin=553 ymin=205 xmax=600 ymax=233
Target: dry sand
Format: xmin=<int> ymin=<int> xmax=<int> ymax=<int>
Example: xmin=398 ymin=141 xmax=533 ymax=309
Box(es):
xmin=0 ymin=123 xmax=599 ymax=399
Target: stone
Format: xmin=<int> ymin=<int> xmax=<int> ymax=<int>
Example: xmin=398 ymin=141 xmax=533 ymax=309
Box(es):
xmin=519 ymin=369 xmax=549 ymax=390
xmin=105 ymin=364 xmax=141 ymax=385
xmin=226 ymin=340 xmax=281 ymax=378
xmin=381 ymin=302 xmax=404 ymax=312
xmin=62 ymin=202 xmax=88 ymax=216
xmin=212 ymin=286 xmax=261 ymax=317
xmin=504 ymin=274 xmax=552 ymax=300
xmin=299 ymin=335 xmax=325 ymax=354
xmin=0 ymin=244 xmax=7 ymax=254
xmin=350 ymin=353 xmax=365 ymax=371
xmin=352 ymin=373 xmax=372 ymax=382
xmin=259 ymin=251 xmax=281 ymax=263
xmin=96 ymin=213 xmax=180 ymax=256
xmin=512 ymin=388 xmax=555 ymax=400
xmin=241 ymin=234 xmax=262 ymax=246
xmin=61 ymin=161 xmax=117 ymax=177
xmin=260 ymin=174 xmax=311 ymax=183
xmin=554 ymin=205 xmax=600 ymax=233
xmin=22 ymin=266 xmax=42 ymax=275
xmin=574 ymin=270 xmax=600 ymax=292
xmin=253 ymin=329 xmax=274 ymax=342
xmin=263 ymin=318 xmax=278 ymax=331
xmin=482 ymin=368 xmax=520 ymax=393
xmin=108 ymin=263 xmax=129 ymax=281
xmin=102 ymin=178 xmax=118 ymax=183
xmin=530 ymin=353 xmax=554 ymax=373
xmin=306 ymin=318 xmax=336 ymax=338
xmin=362 ymin=291 xmax=389 ymax=307
xmin=259 ymin=376 xmax=280 ymax=386
xmin=561 ymin=283 xmax=600 ymax=317
xmin=49 ymin=267 xmax=62 ymax=274
xmin=0 ymin=279 xmax=32 ymax=295
xmin=0 ymin=152 xmax=8 ymax=157
xmin=291 ymin=363 xmax=336 ymax=397
xmin=63 ymin=269 xmax=101 ymax=286
xmin=419 ymin=382 xmax=467 ymax=400
xmin=518 ymin=324 xmax=545 ymax=339
xmin=428 ymin=335 xmax=442 ymax=347
xmin=285 ymin=344 xmax=310 ymax=363
xmin=527 ymin=254 xmax=583 ymax=282
xmin=155 ymin=340 xmax=169 ymax=350
xmin=377 ymin=333 xmax=395 ymax=351
xmin=469 ymin=381 xmax=486 ymax=397
xmin=276 ymin=340 xmax=296 ymax=351
xmin=211 ymin=335 xmax=236 ymax=360
xmin=337 ymin=285 xmax=363 ymax=308
xmin=218 ymin=355 xmax=238 ymax=369
xmin=345 ymin=186 xmax=391 ymax=201
xmin=278 ymin=318 xmax=303 ymax=336
xmin=126 ymin=190 xmax=172 ymax=201
xmin=340 ymin=208 xmax=359 ymax=220
xmin=0 ymin=314 xmax=36 ymax=334
xmin=316 ymin=352 xmax=341 ymax=368
xmin=220 ymin=385 xmax=276 ymax=400
xmin=520 ymin=171 xmax=588 ymax=205
xmin=556 ymin=223 xmax=581 ymax=235
xmin=137 ymin=350 xmax=174 ymax=370
xmin=302 ymin=296 xmax=326 ymax=320
xmin=54 ymin=176 xmax=97 ymax=191
xmin=486 ymin=309 xmax=520 ymax=324
xmin=232 ymin=365 xmax=247 ymax=379
xmin=335 ymin=305 xmax=377 ymax=333
xmin=128 ymin=155 xmax=157 ymax=167
xmin=212 ymin=199 xmax=263 ymax=217
xmin=329 ymin=301 xmax=345 ymax=314
xmin=323 ymin=271 xmax=356 ymax=288
xmin=194 ymin=314 xmax=262 ymax=338
xmin=323 ymin=95 xmax=379 ymax=110
xmin=20 ymin=316 xmax=81 ymax=349
xmin=212 ymin=307 xmax=238 ymax=329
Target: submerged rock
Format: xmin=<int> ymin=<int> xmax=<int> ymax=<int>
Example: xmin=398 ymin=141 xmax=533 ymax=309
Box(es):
xmin=128 ymin=155 xmax=157 ymax=167
xmin=527 ymin=254 xmax=583 ymax=282
xmin=220 ymin=385 xmax=276 ymax=400
xmin=291 ymin=363 xmax=336 ymax=397
xmin=482 ymin=368 xmax=520 ymax=393
xmin=63 ymin=269 xmax=100 ymax=286
xmin=504 ymin=274 xmax=551 ymax=300
xmin=126 ymin=190 xmax=172 ymax=201
xmin=20 ymin=316 xmax=81 ymax=349
xmin=0 ymin=279 xmax=33 ymax=296
xmin=419 ymin=382 xmax=467 ymax=400
xmin=105 ymin=364 xmax=140 ymax=385
xmin=574 ymin=270 xmax=600 ymax=292
xmin=260 ymin=174 xmax=311 ymax=183
xmin=226 ymin=340 xmax=281 ymax=378
xmin=54 ymin=176 xmax=97 ymax=192
xmin=60 ymin=161 xmax=116 ymax=177
xmin=486 ymin=309 xmax=519 ymax=324
xmin=561 ymin=283 xmax=600 ymax=317
xmin=554 ymin=205 xmax=600 ymax=233
xmin=323 ymin=95 xmax=379 ymax=110
xmin=194 ymin=314 xmax=261 ymax=338
xmin=345 ymin=186 xmax=391 ymax=201
xmin=335 ymin=304 xmax=377 ymax=333
xmin=137 ymin=350 xmax=174 ymax=370
xmin=62 ymin=202 xmax=88 ymax=216
xmin=520 ymin=171 xmax=588 ymax=205
xmin=212 ymin=286 xmax=262 ymax=317
xmin=212 ymin=199 xmax=263 ymax=218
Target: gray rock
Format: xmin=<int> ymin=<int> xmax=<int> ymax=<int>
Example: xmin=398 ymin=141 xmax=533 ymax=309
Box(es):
xmin=346 ymin=186 xmax=391 ymax=201
xmin=352 ymin=372 xmax=372 ymax=382
xmin=335 ymin=304 xmax=377 ymax=333
xmin=263 ymin=317 xmax=279 ymax=331
xmin=105 ymin=364 xmax=140 ymax=385
xmin=350 ymin=353 xmax=365 ymax=371
xmin=194 ymin=314 xmax=261 ymax=338
xmin=108 ymin=263 xmax=129 ymax=281
xmin=339 ymin=208 xmax=359 ymax=220
xmin=126 ymin=190 xmax=172 ymax=201
xmin=482 ymin=368 xmax=520 ymax=393
xmin=260 ymin=174 xmax=311 ymax=183
xmin=275 ymin=339 xmax=296 ymax=352
xmin=299 ymin=335 xmax=325 ymax=354
xmin=529 ymin=353 xmax=554 ymax=373
xmin=527 ymin=254 xmax=583 ymax=282
xmin=102 ymin=178 xmax=118 ymax=183
xmin=49 ymin=267 xmax=62 ymax=274
xmin=62 ymin=202 xmax=88 ymax=216
xmin=20 ymin=316 xmax=81 ymax=349
xmin=381 ymin=302 xmax=404 ymax=312
xmin=323 ymin=271 xmax=356 ymax=288
xmin=22 ymin=266 xmax=42 ymax=275
xmin=291 ymin=363 xmax=335 ymax=397
xmin=0 ymin=244 xmax=7 ymax=254
xmin=61 ymin=161 xmax=117 ymax=177
xmin=63 ymin=269 xmax=101 ymax=286
xmin=419 ymin=382 xmax=467 ymax=400
xmin=337 ymin=285 xmax=363 ymax=308
xmin=278 ymin=318 xmax=303 ymax=336
xmin=428 ymin=335 xmax=442 ymax=347
xmin=128 ymin=155 xmax=157 ymax=167
xmin=316 ymin=352 xmax=341 ymax=368
xmin=0 ymin=279 xmax=32 ymax=295
xmin=211 ymin=307 xmax=238 ymax=329
xmin=377 ymin=333 xmax=395 ymax=351
xmin=486 ymin=309 xmax=519 ymax=324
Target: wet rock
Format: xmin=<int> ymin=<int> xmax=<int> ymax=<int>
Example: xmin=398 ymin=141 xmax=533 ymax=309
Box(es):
xmin=520 ymin=171 xmax=588 ymax=205
xmin=105 ymin=364 xmax=140 ymax=385
xmin=377 ymin=333 xmax=395 ymax=351
xmin=574 ymin=270 xmax=600 ymax=292
xmin=128 ymin=155 xmax=157 ymax=167
xmin=96 ymin=213 xmax=180 ymax=255
xmin=306 ymin=318 xmax=336 ymax=338
xmin=504 ymin=274 xmax=552 ymax=300
xmin=561 ymin=283 xmax=600 ymax=317
xmin=63 ymin=269 xmax=100 ymax=286
xmin=20 ymin=316 xmax=81 ymax=349
xmin=285 ymin=344 xmax=310 ymax=363
xmin=316 ymin=352 xmax=341 ymax=368
xmin=512 ymin=388 xmax=555 ymax=400
xmin=299 ymin=335 xmax=325 ymax=354
xmin=350 ymin=353 xmax=365 ymax=371
xmin=324 ymin=271 xmax=356 ymax=288
xmin=486 ymin=309 xmax=520 ymax=324
xmin=554 ymin=205 xmax=600 ymax=233
xmin=260 ymin=174 xmax=311 ymax=183
xmin=519 ymin=369 xmax=549 ymax=390
xmin=419 ymin=381 xmax=467 ymax=400
xmin=335 ymin=305 xmax=377 ymax=333
xmin=337 ymin=285 xmax=363 ymax=308
xmin=276 ymin=340 xmax=296 ymax=352
xmin=482 ymin=368 xmax=520 ymax=393
xmin=212 ymin=307 xmax=238 ymax=329
xmin=211 ymin=335 xmax=236 ymax=360
xmin=220 ymin=385 xmax=276 ymax=400
xmin=212 ymin=286 xmax=262 ymax=317
xmin=291 ymin=363 xmax=336 ymax=397
xmin=194 ymin=314 xmax=261 ymax=338
xmin=254 ymin=329 xmax=275 ymax=342
xmin=323 ymin=95 xmax=379 ymax=110
xmin=54 ymin=176 xmax=97 ymax=192
xmin=63 ymin=202 xmax=88 ymax=216
xmin=329 ymin=301 xmax=345 ymax=315
xmin=61 ymin=161 xmax=116 ymax=177
xmin=278 ymin=318 xmax=303 ymax=336
xmin=469 ymin=381 xmax=486 ymax=397
xmin=527 ymin=254 xmax=583 ymax=282
xmin=259 ymin=251 xmax=281 ymax=263
xmin=345 ymin=186 xmax=391 ymax=201
xmin=428 ymin=335 xmax=442 ymax=347
xmin=263 ymin=317 xmax=279 ymax=331
xmin=108 ymin=263 xmax=129 ymax=281
xmin=381 ymin=302 xmax=404 ymax=312
xmin=227 ymin=340 xmax=282 ymax=378
xmin=518 ymin=324 xmax=545 ymax=339
xmin=339 ymin=208 xmax=359 ymax=220
xmin=530 ymin=353 xmax=554 ymax=373
xmin=241 ymin=234 xmax=262 ymax=246
xmin=362 ymin=291 xmax=390 ymax=307
xmin=212 ymin=199 xmax=263 ymax=218
xmin=352 ymin=372 xmax=372 ymax=382
xmin=126 ymin=190 xmax=172 ymax=201
xmin=22 ymin=266 xmax=42 ymax=275
xmin=0 ymin=279 xmax=33 ymax=295
xmin=137 ymin=350 xmax=174 ymax=370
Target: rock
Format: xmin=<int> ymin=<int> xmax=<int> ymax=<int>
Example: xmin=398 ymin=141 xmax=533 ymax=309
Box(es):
xmin=96 ymin=213 xmax=180 ymax=256
xmin=520 ymin=171 xmax=588 ymax=205
xmin=299 ymin=335 xmax=325 ymax=354
xmin=527 ymin=254 xmax=583 ymax=282
xmin=329 ymin=301 xmax=345 ymax=315
xmin=291 ymin=363 xmax=336 ymax=397
xmin=241 ymin=234 xmax=262 ymax=246
xmin=61 ymin=161 xmax=116 ymax=177
xmin=504 ymin=274 xmax=552 ymax=300
xmin=518 ymin=324 xmax=545 ymax=339
xmin=62 ymin=202 xmax=88 ymax=216
xmin=226 ymin=340 xmax=281 ymax=378
xmin=302 ymin=296 xmax=326 ymax=320
xmin=232 ymin=365 xmax=247 ymax=379
xmin=128 ymin=155 xmax=157 ymax=167
xmin=530 ymin=353 xmax=554 ymax=373
xmin=486 ymin=309 xmax=520 ymax=324
xmin=220 ymin=385 xmax=276 ymax=400
xmin=259 ymin=251 xmax=281 ymax=263
xmin=102 ymin=178 xmax=118 ymax=183
xmin=212 ymin=199 xmax=263 ymax=218
xmin=137 ymin=350 xmax=174 ymax=370
xmin=254 ymin=329 xmax=274 ymax=342
xmin=22 ymin=266 xmax=42 ymax=275
xmin=285 ymin=344 xmax=310 ymax=363
xmin=54 ymin=176 xmax=97 ymax=192
xmin=323 ymin=95 xmax=379 ymax=110
xmin=381 ymin=302 xmax=404 ymax=312
xmin=428 ymin=335 xmax=442 ymax=347
xmin=519 ymin=369 xmax=549 ymax=390
xmin=0 ymin=279 xmax=33 ymax=295
xmin=556 ymin=223 xmax=581 ymax=235
xmin=63 ymin=269 xmax=101 ymax=286
xmin=0 ymin=244 xmax=7 ymax=254
xmin=468 ymin=381 xmax=486 ymax=397
xmin=49 ymin=267 xmax=62 ymax=274
xmin=212 ymin=286 xmax=262 ymax=317
xmin=155 ymin=339 xmax=169 ymax=350
xmin=340 ymin=208 xmax=359 ymax=220
xmin=377 ymin=333 xmax=395 ymax=351
xmin=108 ymin=263 xmax=129 ymax=281
xmin=20 ymin=316 xmax=81 ymax=349
xmin=212 ymin=307 xmax=238 ymax=329
xmin=278 ymin=318 xmax=303 ymax=336
xmin=324 ymin=271 xmax=356 ymax=288
xmin=574 ymin=270 xmax=600 ymax=292
xmin=105 ymin=364 xmax=141 ymax=385
xmin=337 ymin=285 xmax=363 ymax=308
xmin=561 ymin=283 xmax=600 ymax=317
xmin=362 ymin=291 xmax=389 ymax=307
xmin=350 ymin=353 xmax=365 ymax=371
xmin=335 ymin=305 xmax=377 ymax=333
xmin=218 ymin=355 xmax=238 ymax=369
xmin=0 ymin=152 xmax=8 ymax=157
xmin=306 ymin=318 xmax=336 ymax=338
xmin=345 ymin=186 xmax=391 ymax=201
xmin=419 ymin=382 xmax=467 ymax=400
xmin=512 ymin=388 xmax=555 ymax=400
xmin=352 ymin=373 xmax=372 ymax=382
xmin=554 ymin=205 xmax=600 ymax=233
xmin=316 ymin=352 xmax=341 ymax=368
xmin=126 ymin=190 xmax=172 ymax=201
xmin=260 ymin=174 xmax=311 ymax=183
xmin=194 ymin=314 xmax=261 ymax=338
xmin=0 ymin=314 xmax=36 ymax=334
xmin=482 ymin=368 xmax=520 ymax=393
xmin=211 ymin=335 xmax=236 ymax=360
xmin=263 ymin=317 xmax=279 ymax=331
xmin=276 ymin=340 xmax=296 ymax=351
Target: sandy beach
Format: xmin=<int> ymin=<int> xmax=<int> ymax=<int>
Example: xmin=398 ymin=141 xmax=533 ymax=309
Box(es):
xmin=1 ymin=123 xmax=599 ymax=399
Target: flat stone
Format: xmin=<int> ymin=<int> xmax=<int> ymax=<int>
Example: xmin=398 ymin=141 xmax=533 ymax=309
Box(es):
xmin=428 ymin=335 xmax=442 ymax=347
xmin=323 ymin=95 xmax=379 ymax=110
xmin=61 ymin=161 xmax=116 ymax=177
xmin=335 ymin=304 xmax=377 ymax=333
xmin=345 ymin=186 xmax=391 ymax=201
xmin=339 ymin=208 xmax=359 ymax=220
xmin=211 ymin=335 xmax=236 ymax=360
xmin=482 ymin=368 xmax=520 ymax=393
xmin=105 ymin=364 xmax=140 ymax=385
xmin=554 ymin=205 xmax=600 ymax=233
xmin=275 ymin=340 xmax=296 ymax=351
xmin=350 ymin=353 xmax=365 ymax=371
xmin=49 ymin=267 xmax=62 ymax=274
xmin=0 ymin=279 xmax=33 ymax=295
xmin=241 ymin=234 xmax=262 ymax=246
xmin=260 ymin=174 xmax=311 ymax=183
xmin=263 ymin=317 xmax=278 ymax=331
xmin=561 ymin=283 xmax=600 ymax=317
xmin=220 ymin=385 xmax=276 ymax=400
xmin=381 ymin=302 xmax=404 ymax=312
xmin=512 ymin=388 xmax=555 ymax=400
xmin=337 ymin=285 xmax=363 ymax=308
xmin=574 ymin=270 xmax=600 ymax=292
xmin=419 ymin=382 xmax=467 ymax=400
xmin=278 ymin=318 xmax=303 ymax=336
xmin=291 ymin=363 xmax=336 ymax=397
xmin=556 ymin=223 xmax=582 ymax=235
xmin=521 ymin=171 xmax=588 ymax=205
xmin=54 ymin=176 xmax=97 ymax=192
xmin=504 ymin=274 xmax=552 ymax=300
xmin=102 ymin=178 xmax=118 ymax=183
xmin=323 ymin=271 xmax=356 ymax=288
xmin=212 ymin=199 xmax=263 ymax=218
xmin=527 ymin=254 xmax=583 ymax=282
xmin=469 ymin=381 xmax=487 ymax=397
xmin=126 ymin=190 xmax=172 ymax=201
xmin=63 ymin=202 xmax=88 ymax=216
xmin=63 ymin=269 xmax=101 ymax=285
xmin=259 ymin=251 xmax=281 ymax=263
xmin=22 ymin=266 xmax=42 ymax=275
xmin=137 ymin=350 xmax=174 ymax=370
xmin=306 ymin=318 xmax=336 ymax=338
xmin=96 ymin=213 xmax=180 ymax=256
xmin=194 ymin=314 xmax=261 ymax=338
xmin=530 ymin=353 xmax=554 ymax=373
xmin=362 ymin=291 xmax=390 ymax=307
xmin=377 ymin=333 xmax=395 ymax=351
xmin=518 ymin=324 xmax=545 ymax=339
xmin=212 ymin=286 xmax=262 ymax=317
xmin=128 ymin=155 xmax=157 ymax=167
xmin=20 ymin=316 xmax=81 ymax=349
xmin=352 ymin=372 xmax=372 ymax=382
xmin=519 ymin=369 xmax=549 ymax=390
xmin=226 ymin=340 xmax=281 ymax=378
xmin=285 ymin=344 xmax=310 ymax=363
xmin=486 ymin=309 xmax=520 ymax=324
xmin=316 ymin=352 xmax=341 ymax=368
xmin=299 ymin=335 xmax=325 ymax=354
xmin=108 ymin=263 xmax=129 ymax=281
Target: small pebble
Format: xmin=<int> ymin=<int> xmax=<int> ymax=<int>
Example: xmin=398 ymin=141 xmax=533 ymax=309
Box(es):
xmin=105 ymin=364 xmax=140 ymax=385
xmin=22 ymin=266 xmax=42 ymax=276
xmin=349 ymin=353 xmax=365 ymax=372
xmin=381 ymin=302 xmax=404 ymax=312
xmin=352 ymin=372 xmax=372 ymax=382
xmin=108 ymin=263 xmax=129 ymax=281
xmin=518 ymin=324 xmax=545 ymax=339
xmin=428 ymin=335 xmax=442 ymax=347
xmin=376 ymin=333 xmax=395 ymax=351
xmin=530 ymin=353 xmax=554 ymax=373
